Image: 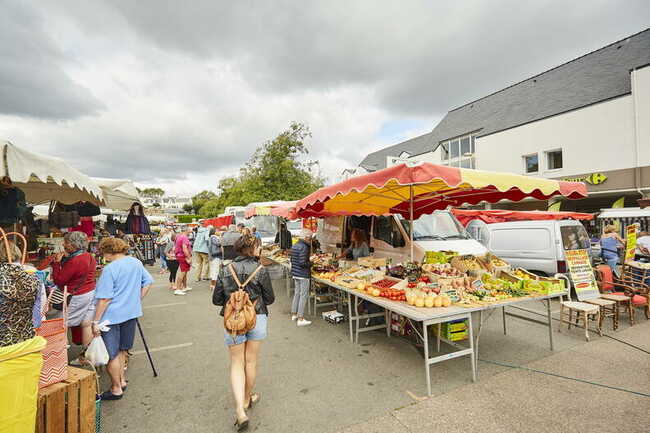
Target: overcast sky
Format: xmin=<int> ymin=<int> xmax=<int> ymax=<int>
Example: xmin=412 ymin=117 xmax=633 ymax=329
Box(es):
xmin=1 ymin=1 xmax=649 ymax=196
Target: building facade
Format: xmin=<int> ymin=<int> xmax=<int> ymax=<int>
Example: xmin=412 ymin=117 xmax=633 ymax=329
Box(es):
xmin=356 ymin=29 xmax=650 ymax=212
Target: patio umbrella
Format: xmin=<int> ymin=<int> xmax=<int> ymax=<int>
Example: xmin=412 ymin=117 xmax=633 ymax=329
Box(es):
xmin=451 ymin=209 xmax=594 ymax=226
xmin=1 ymin=141 xmax=103 ymax=205
xmin=270 ymin=201 xmax=298 ymax=220
xmin=295 ymin=162 xmax=588 ymax=259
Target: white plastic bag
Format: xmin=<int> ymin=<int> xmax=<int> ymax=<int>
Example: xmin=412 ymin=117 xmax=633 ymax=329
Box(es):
xmin=86 ymin=336 xmax=109 ymax=366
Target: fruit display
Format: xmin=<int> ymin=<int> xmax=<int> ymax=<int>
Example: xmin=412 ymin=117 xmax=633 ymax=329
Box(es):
xmin=452 ymin=255 xmax=484 ymax=272
xmin=405 ymin=291 xmax=452 ymax=308
xmin=378 ymin=288 xmax=406 ymax=302
xmin=424 ymin=250 xmax=458 ymax=264
xmin=512 ymin=269 xmax=536 ymax=280
xmin=422 ymin=263 xmax=463 ymax=277
xmin=373 ymin=278 xmax=398 ymax=289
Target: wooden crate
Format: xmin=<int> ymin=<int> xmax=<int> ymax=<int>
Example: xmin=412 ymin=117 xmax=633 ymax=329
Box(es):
xmin=36 ymin=367 xmax=96 ymax=433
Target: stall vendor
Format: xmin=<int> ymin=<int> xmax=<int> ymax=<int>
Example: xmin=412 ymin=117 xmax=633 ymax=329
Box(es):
xmin=49 ymin=232 xmax=97 ymax=347
xmin=338 ymin=228 xmax=370 ymax=260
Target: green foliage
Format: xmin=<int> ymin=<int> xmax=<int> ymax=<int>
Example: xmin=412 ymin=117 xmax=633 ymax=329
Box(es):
xmin=152 ymin=202 xmax=161 ymax=207
xmin=176 ymin=214 xmax=200 ymax=223
xmin=140 ymin=187 xmax=165 ymax=198
xmin=191 ymin=190 xmax=218 ymax=214
xmin=198 ymin=122 xmax=323 ymax=217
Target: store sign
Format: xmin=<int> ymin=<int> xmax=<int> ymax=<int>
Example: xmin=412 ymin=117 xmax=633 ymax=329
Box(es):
xmin=562 ymin=172 xmax=607 ymax=185
xmin=625 ymin=225 xmax=637 ymax=262
xmin=565 ymin=249 xmax=599 ymax=301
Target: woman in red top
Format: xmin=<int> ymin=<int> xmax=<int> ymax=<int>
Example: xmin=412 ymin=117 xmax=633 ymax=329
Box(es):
xmin=50 ymin=231 xmax=97 ymax=346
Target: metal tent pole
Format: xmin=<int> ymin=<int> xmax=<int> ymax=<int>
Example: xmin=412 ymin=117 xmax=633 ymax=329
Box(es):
xmin=410 ymin=185 xmax=414 ymax=261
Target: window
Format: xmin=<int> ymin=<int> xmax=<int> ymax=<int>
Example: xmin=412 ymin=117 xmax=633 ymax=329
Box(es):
xmin=560 ymin=225 xmax=590 ymax=250
xmin=546 ymin=149 xmax=563 ymax=170
xmin=440 ymin=133 xmax=477 ymax=168
xmin=524 ymin=154 xmax=539 ymax=174
xmin=373 ymin=216 xmax=405 ymax=247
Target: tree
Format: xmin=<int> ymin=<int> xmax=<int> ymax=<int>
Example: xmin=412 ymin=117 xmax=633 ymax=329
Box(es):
xmin=140 ymin=187 xmax=165 ymax=198
xmin=196 ymin=122 xmax=323 ymax=217
xmin=182 ymin=203 xmax=194 ymax=213
xmin=152 ymin=202 xmax=161 ymax=208
xmin=191 ymin=190 xmax=218 ymax=214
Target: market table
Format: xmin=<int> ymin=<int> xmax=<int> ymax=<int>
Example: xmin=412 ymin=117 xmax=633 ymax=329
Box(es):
xmin=265 ymin=256 xmax=565 ymax=396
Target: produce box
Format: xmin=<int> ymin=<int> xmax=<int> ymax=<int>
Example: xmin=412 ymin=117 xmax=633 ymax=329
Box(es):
xmin=451 ymin=255 xmax=488 ymax=278
xmin=334 ymin=276 xmax=364 ymax=289
xmin=481 ymin=253 xmax=512 ymax=274
xmin=371 ymin=275 xmax=407 ymax=290
xmin=36 ymin=367 xmax=97 ymax=433
xmin=424 ymin=250 xmax=458 ymax=264
xmin=537 ymin=277 xmax=566 ymax=294
xmin=358 ymin=257 xmax=388 ymax=268
xmin=433 ymin=319 xmax=469 ymax=341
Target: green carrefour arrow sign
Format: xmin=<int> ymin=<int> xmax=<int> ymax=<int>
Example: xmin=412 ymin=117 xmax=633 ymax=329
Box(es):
xmin=563 ymin=172 xmax=607 ymax=185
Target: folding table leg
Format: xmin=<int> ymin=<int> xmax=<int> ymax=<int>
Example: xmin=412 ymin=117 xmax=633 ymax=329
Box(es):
xmin=347 ymin=292 xmax=354 ymax=344
xmin=468 ymin=315 xmax=477 ymax=382
xmin=502 ymin=307 xmax=507 ymax=335
xmin=546 ymin=299 xmax=554 ymax=351
xmin=423 ymin=322 xmax=431 ymax=396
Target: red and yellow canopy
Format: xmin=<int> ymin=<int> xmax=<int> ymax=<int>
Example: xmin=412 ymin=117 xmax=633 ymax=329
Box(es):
xmin=296 ymin=162 xmax=587 ymax=219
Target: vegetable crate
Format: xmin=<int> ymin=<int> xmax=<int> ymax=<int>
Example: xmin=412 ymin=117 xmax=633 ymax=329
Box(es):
xmin=36 ymin=367 xmax=97 ymax=433
xmin=433 ymin=319 xmax=469 ymax=342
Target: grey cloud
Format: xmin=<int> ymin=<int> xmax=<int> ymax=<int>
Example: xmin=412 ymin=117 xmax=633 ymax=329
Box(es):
xmin=89 ymin=0 xmax=650 ymax=116
xmin=0 ymin=0 xmax=103 ymax=119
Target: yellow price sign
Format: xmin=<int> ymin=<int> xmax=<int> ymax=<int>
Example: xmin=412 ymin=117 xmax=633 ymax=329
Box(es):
xmin=625 ymin=225 xmax=637 ymax=262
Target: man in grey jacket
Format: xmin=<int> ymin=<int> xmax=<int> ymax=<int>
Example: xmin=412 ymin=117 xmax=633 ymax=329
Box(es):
xmin=193 ymin=225 xmax=211 ymax=282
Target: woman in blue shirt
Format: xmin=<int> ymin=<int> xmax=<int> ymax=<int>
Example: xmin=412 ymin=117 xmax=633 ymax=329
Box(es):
xmin=600 ymin=225 xmax=624 ymax=277
xmin=92 ymin=237 xmax=153 ymax=400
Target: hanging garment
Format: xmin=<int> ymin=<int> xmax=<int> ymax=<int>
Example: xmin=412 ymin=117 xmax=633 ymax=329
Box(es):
xmin=0 ymin=263 xmax=40 ymax=347
xmin=0 ymin=186 xmax=27 ymax=225
xmin=69 ymin=216 xmax=94 ymax=237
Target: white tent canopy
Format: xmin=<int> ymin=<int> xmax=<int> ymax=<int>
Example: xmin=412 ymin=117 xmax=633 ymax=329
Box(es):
xmin=93 ymin=177 xmax=141 ymax=211
xmin=1 ymin=141 xmax=103 ymax=205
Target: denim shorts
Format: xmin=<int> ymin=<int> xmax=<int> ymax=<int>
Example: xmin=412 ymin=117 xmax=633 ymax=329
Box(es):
xmin=101 ymin=318 xmax=137 ymax=359
xmin=224 ymin=314 xmax=267 ymax=346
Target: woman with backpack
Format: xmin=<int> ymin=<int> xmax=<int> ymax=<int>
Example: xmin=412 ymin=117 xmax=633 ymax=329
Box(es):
xmin=212 ymin=234 xmax=275 ymax=431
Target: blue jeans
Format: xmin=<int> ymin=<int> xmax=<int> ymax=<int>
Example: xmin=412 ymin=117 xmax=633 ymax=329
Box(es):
xmin=224 ymin=314 xmax=268 ymax=346
xmin=603 ymin=255 xmax=619 ymax=277
xmin=159 ymin=245 xmax=167 ymax=269
xmin=101 ymin=318 xmax=137 ymax=360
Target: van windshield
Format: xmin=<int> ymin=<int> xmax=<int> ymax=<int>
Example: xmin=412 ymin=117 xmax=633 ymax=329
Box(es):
xmin=286 ymin=220 xmax=302 ymax=231
xmin=401 ymin=212 xmax=467 ymax=241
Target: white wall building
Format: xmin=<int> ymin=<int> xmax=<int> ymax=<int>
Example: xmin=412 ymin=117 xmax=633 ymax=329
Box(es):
xmin=358 ymin=29 xmax=650 ymax=213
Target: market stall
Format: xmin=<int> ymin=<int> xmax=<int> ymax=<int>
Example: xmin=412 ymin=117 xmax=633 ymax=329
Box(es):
xmin=268 ymin=162 xmax=588 ymax=395
xmin=93 ymin=177 xmax=141 ymax=211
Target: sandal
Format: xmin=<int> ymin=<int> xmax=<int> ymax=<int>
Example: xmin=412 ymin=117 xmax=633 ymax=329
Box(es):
xmin=100 ymin=391 xmax=123 ymax=401
xmin=234 ymin=416 xmax=249 ymax=431
xmin=245 ymin=393 xmax=260 ymax=410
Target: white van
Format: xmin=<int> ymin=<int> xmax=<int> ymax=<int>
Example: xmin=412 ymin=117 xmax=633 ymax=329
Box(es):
xmin=318 ymin=210 xmax=488 ymax=263
xmin=465 ymin=219 xmax=591 ymax=276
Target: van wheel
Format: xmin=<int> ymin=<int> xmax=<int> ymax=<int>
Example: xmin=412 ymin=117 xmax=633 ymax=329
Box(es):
xmin=529 ymin=270 xmax=548 ymax=277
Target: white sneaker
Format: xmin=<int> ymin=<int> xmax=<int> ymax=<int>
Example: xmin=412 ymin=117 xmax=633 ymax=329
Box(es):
xmin=174 ymin=289 xmax=186 ymax=296
xmin=291 ymin=315 xmax=298 ymax=321
xmin=296 ymin=319 xmax=312 ymax=327
xmin=184 ymin=287 xmax=193 ymax=291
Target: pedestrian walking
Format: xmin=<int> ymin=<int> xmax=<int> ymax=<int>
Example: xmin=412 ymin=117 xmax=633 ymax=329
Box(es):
xmin=208 ymin=226 xmax=225 ymax=290
xmin=92 ymin=237 xmax=153 ymax=401
xmin=165 ymin=232 xmax=182 ymax=294
xmin=156 ymin=227 xmax=172 ymax=274
xmin=174 ymin=226 xmax=193 ymax=294
xmin=290 ymin=229 xmax=313 ymax=327
xmin=193 ymin=225 xmax=211 ymax=282
xmin=222 ymin=224 xmax=242 ymax=263
xmin=212 ymin=234 xmax=275 ymax=430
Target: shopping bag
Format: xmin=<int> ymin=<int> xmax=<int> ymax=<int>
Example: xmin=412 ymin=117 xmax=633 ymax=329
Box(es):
xmin=86 ymin=336 xmax=109 ymax=366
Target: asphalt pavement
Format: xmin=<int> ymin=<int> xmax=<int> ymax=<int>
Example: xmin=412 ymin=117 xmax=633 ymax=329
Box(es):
xmin=96 ymin=263 xmax=650 ymax=433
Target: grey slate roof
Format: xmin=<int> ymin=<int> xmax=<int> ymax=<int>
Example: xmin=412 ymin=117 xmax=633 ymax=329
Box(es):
xmin=359 ymin=28 xmax=650 ymax=171
xmin=359 ymin=132 xmax=435 ymax=171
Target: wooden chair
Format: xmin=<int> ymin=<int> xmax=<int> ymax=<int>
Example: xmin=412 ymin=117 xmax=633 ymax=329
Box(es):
xmin=619 ymin=264 xmax=650 ymax=320
xmin=555 ymin=275 xmax=602 ymax=341
xmin=594 ymin=264 xmax=634 ymax=328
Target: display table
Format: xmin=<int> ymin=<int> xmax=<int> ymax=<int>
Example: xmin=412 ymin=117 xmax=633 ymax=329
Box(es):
xmin=36 ymin=367 xmax=97 ymax=433
xmin=266 ymin=257 xmax=565 ymax=396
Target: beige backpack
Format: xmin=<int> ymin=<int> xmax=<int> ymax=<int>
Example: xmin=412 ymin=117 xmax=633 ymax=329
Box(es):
xmin=223 ymin=264 xmax=263 ymax=336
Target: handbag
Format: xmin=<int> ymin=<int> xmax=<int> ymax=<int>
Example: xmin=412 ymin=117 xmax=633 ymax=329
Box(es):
xmin=36 ymin=285 xmax=69 ymax=388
